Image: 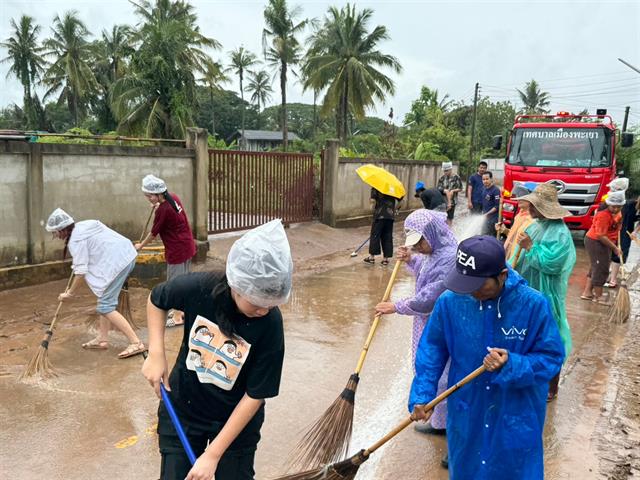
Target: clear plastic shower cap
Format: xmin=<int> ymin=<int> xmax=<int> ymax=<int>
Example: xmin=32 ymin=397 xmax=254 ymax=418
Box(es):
xmin=141 ymin=174 xmax=167 ymax=194
xmin=226 ymin=219 xmax=293 ymax=308
xmin=45 ymin=208 xmax=74 ymax=232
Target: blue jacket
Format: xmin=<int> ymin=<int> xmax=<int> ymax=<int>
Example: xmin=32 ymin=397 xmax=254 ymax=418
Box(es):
xmin=409 ymin=268 xmax=564 ymax=480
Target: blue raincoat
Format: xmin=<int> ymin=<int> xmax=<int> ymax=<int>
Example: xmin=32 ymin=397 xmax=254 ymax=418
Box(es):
xmin=409 ymin=268 xmax=564 ymax=480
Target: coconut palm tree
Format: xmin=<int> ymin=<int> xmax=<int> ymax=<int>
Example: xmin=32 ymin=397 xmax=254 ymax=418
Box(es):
xmin=228 ymin=46 xmax=258 ymax=146
xmin=1 ymin=15 xmax=47 ymax=128
xmin=302 ymin=4 xmax=401 ymax=143
xmin=517 ymin=79 xmax=551 ymax=114
xmin=200 ymin=60 xmax=229 ymax=138
xmin=245 ymin=70 xmax=273 ymax=128
xmin=42 ymin=11 xmax=98 ymax=127
xmin=110 ymin=0 xmax=220 ymax=138
xmin=262 ymin=0 xmax=308 ymax=150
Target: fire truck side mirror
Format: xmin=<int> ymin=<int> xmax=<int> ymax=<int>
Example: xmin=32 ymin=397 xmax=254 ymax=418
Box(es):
xmin=492 ymin=135 xmax=503 ymax=150
xmin=621 ymin=132 xmax=634 ymax=148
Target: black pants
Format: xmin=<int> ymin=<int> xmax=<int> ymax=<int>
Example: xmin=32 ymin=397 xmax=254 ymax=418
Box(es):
xmin=369 ymin=219 xmax=394 ymax=258
xmin=159 ymin=433 xmax=256 ymax=480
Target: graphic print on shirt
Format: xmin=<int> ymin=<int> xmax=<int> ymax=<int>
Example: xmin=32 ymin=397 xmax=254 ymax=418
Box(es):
xmin=186 ymin=315 xmax=251 ymax=390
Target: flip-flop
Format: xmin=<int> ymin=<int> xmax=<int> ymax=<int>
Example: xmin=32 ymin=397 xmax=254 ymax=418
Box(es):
xmin=580 ymin=295 xmax=593 ymax=301
xmin=82 ymin=339 xmax=109 ymax=350
xmin=118 ymin=342 xmax=147 ymax=359
xmin=592 ymin=298 xmax=611 ymax=307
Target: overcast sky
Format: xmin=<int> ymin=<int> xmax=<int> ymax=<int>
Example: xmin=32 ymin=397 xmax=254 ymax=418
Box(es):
xmin=2 ymin=0 xmax=640 ymax=127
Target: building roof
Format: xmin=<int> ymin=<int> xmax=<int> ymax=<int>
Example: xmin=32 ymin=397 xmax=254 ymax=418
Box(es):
xmin=234 ymin=129 xmax=301 ymax=141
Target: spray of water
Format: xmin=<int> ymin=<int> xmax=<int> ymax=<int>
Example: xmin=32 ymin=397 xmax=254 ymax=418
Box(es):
xmin=453 ymin=213 xmax=487 ymax=241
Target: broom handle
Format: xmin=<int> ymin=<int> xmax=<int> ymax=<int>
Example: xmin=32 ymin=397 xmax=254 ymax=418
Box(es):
xmin=509 ymin=245 xmax=524 ymax=267
xmin=354 ymin=260 xmax=402 ymax=375
xmin=496 ymin=193 xmax=504 ymax=239
xmin=49 ymin=271 xmax=75 ymax=332
xmin=139 ymin=205 xmax=156 ymax=243
xmin=627 ymin=230 xmax=640 ymax=246
xmin=617 ymin=234 xmax=625 ymax=275
xmin=363 ymin=365 xmax=487 ymax=456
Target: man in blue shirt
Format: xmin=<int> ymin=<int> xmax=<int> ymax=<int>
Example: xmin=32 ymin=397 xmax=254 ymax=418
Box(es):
xmin=481 ymin=171 xmax=501 ymax=235
xmin=409 ymin=236 xmax=564 ymax=480
xmin=466 ymin=161 xmax=488 ymax=214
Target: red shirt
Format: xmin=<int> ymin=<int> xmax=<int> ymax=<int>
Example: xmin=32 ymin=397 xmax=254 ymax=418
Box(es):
xmin=151 ymin=193 xmax=196 ymax=264
xmin=586 ymin=209 xmax=621 ymax=242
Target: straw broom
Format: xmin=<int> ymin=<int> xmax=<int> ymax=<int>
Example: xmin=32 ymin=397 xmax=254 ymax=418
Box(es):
xmin=275 ymin=365 xmax=487 ymax=480
xmin=20 ymin=272 xmax=75 ymax=379
xmin=608 ymin=235 xmax=630 ymax=324
xmin=289 ymin=261 xmax=403 ymax=469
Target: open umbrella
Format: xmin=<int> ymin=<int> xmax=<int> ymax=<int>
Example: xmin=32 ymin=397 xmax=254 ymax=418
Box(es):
xmin=356 ymin=164 xmax=406 ymax=199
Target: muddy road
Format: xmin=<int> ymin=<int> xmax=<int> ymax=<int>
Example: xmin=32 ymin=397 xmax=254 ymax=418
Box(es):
xmin=0 ymin=235 xmax=638 ymax=479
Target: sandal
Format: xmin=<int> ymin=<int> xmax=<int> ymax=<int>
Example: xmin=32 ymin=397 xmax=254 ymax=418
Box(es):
xmin=580 ymin=295 xmax=593 ymax=301
xmin=381 ymin=259 xmax=390 ymax=266
xmin=363 ymin=257 xmax=375 ymax=264
xmin=547 ymin=392 xmax=558 ymax=403
xmin=165 ymin=310 xmax=184 ymax=328
xmin=604 ymin=282 xmax=617 ymax=288
xmin=82 ymin=338 xmax=109 ymax=350
xmin=592 ymin=298 xmax=611 ymax=307
xmin=118 ymin=342 xmax=147 ymax=359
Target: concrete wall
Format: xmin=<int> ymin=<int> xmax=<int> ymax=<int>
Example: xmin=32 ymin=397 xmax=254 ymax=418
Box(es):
xmin=0 ymin=148 xmax=29 ymax=265
xmin=483 ymin=157 xmax=505 ymax=184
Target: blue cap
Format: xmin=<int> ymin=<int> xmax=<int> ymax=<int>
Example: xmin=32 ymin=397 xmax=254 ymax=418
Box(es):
xmin=415 ymin=181 xmax=425 ymax=191
xmin=444 ymin=236 xmax=506 ymax=294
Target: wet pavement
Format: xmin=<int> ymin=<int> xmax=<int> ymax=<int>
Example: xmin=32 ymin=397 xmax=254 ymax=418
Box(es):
xmin=1 ymin=230 xmax=639 ymax=479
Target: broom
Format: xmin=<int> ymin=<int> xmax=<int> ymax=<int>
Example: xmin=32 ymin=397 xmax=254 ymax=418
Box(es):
xmin=289 ymin=261 xmax=403 ymax=469
xmin=275 ymin=365 xmax=487 ymax=480
xmin=116 ymin=204 xmax=156 ymax=330
xmin=608 ymin=236 xmax=631 ymax=324
xmin=20 ymin=271 xmax=75 ymax=379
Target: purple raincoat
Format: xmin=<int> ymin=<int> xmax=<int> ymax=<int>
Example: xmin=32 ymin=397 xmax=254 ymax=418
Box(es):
xmin=394 ymin=209 xmax=457 ymax=428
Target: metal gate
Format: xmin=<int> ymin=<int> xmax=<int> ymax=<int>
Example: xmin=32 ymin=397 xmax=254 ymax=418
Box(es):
xmin=208 ymin=149 xmax=315 ymax=234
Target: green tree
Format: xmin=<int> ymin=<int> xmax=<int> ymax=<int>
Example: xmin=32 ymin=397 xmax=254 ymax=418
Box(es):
xmin=475 ymin=97 xmax=516 ymax=153
xmin=194 ymin=87 xmax=258 ymax=142
xmin=517 ymin=79 xmax=550 ymax=114
xmin=245 ymin=70 xmax=273 ymax=129
xmin=111 ymin=0 xmax=220 ymax=138
xmin=263 ymin=0 xmax=308 ymax=150
xmin=43 ymin=11 xmax=98 ymax=126
xmin=303 ymin=4 xmax=401 ymax=143
xmin=1 ymin=15 xmax=47 ymax=129
xmin=199 ymin=60 xmax=229 ymax=138
xmin=228 ymin=46 xmax=258 ymax=144
xmin=404 ymin=86 xmax=453 ymax=127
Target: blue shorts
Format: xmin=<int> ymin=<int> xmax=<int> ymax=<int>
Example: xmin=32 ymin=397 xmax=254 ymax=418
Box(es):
xmin=96 ymin=260 xmax=136 ymax=314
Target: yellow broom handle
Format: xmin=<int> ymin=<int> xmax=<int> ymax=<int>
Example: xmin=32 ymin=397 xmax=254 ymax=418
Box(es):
xmin=363 ymin=365 xmax=487 ymax=456
xmin=354 ymin=260 xmax=403 ymax=375
xmin=49 ymin=271 xmax=75 ymax=331
xmin=509 ymin=245 xmax=524 ymax=267
xmin=617 ymin=234 xmax=625 ymax=275
xmin=139 ymin=205 xmax=156 ymax=243
xmin=496 ymin=193 xmax=504 ymax=239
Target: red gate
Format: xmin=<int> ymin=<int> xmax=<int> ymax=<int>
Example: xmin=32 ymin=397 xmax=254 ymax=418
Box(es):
xmin=208 ymin=150 xmax=315 ymax=234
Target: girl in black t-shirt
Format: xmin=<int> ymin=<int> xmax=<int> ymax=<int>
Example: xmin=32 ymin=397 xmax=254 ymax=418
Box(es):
xmin=142 ymin=220 xmax=293 ymax=480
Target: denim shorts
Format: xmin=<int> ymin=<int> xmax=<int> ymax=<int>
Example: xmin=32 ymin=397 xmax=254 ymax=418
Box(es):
xmin=96 ymin=260 xmax=136 ymax=314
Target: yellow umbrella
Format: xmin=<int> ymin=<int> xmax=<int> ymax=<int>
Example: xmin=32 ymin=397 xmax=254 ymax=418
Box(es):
xmin=355 ymin=164 xmax=406 ymax=199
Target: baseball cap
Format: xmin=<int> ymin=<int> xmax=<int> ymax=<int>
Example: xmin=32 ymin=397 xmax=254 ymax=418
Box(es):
xmin=444 ymin=236 xmax=506 ymax=294
xmin=404 ymin=229 xmax=422 ymax=246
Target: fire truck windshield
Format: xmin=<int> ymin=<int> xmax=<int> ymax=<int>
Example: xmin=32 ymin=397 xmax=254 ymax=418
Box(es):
xmin=507 ymin=127 xmax=611 ymax=168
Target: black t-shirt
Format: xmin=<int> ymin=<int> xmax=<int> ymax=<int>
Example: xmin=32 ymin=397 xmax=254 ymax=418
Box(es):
xmin=150 ymin=271 xmax=285 ymax=434
xmin=371 ymin=188 xmax=397 ymax=220
xmin=419 ymin=188 xmax=445 ymax=210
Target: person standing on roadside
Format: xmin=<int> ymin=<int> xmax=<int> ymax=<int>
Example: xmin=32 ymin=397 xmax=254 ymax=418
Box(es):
xmin=481 ymin=171 xmax=501 ymax=235
xmin=363 ymin=187 xmax=397 ymax=266
xmin=136 ymin=174 xmax=196 ymax=328
xmin=437 ymin=162 xmax=463 ymax=225
xmin=467 ymin=161 xmax=488 ymax=214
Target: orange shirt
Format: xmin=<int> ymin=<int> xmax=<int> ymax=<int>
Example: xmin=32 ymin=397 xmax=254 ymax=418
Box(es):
xmin=586 ymin=209 xmax=622 ymax=242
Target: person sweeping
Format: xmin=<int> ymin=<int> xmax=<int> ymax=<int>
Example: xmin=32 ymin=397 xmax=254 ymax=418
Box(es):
xmin=510 ymin=183 xmax=576 ymax=402
xmin=136 ymin=174 xmax=196 ymax=328
xmin=410 ymin=236 xmax=565 ymax=480
xmin=374 ymin=209 xmax=456 ymax=467
xmin=142 ymin=219 xmax=292 ymax=480
xmin=45 ymin=208 xmax=146 ymax=359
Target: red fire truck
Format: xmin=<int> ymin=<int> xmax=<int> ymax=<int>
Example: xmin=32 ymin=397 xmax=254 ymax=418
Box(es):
xmin=494 ymin=110 xmax=634 ymax=230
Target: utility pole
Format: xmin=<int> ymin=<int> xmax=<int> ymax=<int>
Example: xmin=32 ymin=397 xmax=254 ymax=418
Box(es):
xmin=468 ymin=82 xmax=480 ymax=172
xmin=622 ymin=106 xmax=630 ymax=132
xmin=618 ymin=58 xmax=640 ymax=75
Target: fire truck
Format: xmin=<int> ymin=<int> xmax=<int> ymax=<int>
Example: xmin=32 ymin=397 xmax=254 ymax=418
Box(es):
xmin=494 ymin=110 xmax=634 ymax=230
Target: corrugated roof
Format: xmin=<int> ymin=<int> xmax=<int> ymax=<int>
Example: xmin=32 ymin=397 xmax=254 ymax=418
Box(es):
xmin=236 ymin=130 xmax=301 ymax=141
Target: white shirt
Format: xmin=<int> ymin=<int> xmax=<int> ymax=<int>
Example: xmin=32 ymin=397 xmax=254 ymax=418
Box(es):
xmin=68 ymin=220 xmax=137 ymax=297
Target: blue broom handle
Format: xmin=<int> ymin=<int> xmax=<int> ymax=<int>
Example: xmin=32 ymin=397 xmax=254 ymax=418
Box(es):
xmin=160 ymin=382 xmax=197 ymax=465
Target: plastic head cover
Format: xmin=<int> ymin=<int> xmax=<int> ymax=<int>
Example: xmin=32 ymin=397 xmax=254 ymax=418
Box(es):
xmin=141 ymin=174 xmax=167 ymax=194
xmin=226 ymin=219 xmax=293 ymax=308
xmin=45 ymin=208 xmax=74 ymax=232
xmin=607 ymin=177 xmax=629 ymax=192
xmin=606 ymin=190 xmax=625 ymax=206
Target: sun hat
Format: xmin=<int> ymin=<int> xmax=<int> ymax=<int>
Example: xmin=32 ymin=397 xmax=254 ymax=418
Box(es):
xmin=404 ymin=229 xmax=422 ymax=247
xmin=45 ymin=208 xmax=74 ymax=232
xmin=518 ymin=183 xmax=570 ymax=219
xmin=442 ymin=161 xmax=453 ymax=171
xmin=141 ymin=174 xmax=167 ymax=194
xmin=605 ymin=190 xmax=625 ymax=206
xmin=444 ymin=236 xmax=506 ymax=294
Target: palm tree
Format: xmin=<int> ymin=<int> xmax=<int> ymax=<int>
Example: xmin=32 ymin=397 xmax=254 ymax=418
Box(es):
xmin=200 ymin=60 xmax=229 ymax=138
xmin=43 ymin=11 xmax=98 ymax=126
xmin=517 ymin=79 xmax=551 ymax=114
xmin=110 ymin=0 xmax=220 ymax=138
xmin=1 ymin=15 xmax=46 ymax=129
xmin=262 ymin=0 xmax=308 ymax=150
xmin=228 ymin=46 xmax=258 ymax=146
xmin=302 ymin=4 xmax=401 ymax=143
xmin=245 ymin=70 xmax=273 ymax=128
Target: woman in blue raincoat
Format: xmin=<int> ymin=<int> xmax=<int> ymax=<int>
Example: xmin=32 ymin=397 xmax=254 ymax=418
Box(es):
xmin=410 ymin=236 xmax=564 ymax=480
xmin=510 ymin=183 xmax=576 ymax=401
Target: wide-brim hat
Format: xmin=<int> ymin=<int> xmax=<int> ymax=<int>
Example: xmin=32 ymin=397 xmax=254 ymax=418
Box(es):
xmin=518 ymin=183 xmax=570 ymax=220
